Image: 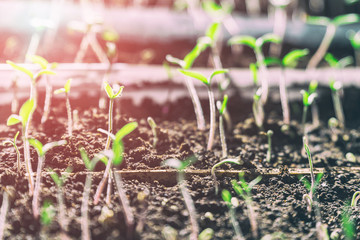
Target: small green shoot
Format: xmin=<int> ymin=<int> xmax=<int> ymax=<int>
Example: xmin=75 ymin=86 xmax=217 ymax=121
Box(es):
xmin=231 ymin=172 xmax=262 ymax=239
xmin=348 ymin=30 xmax=360 ymax=66
xmin=300 ymin=89 xmax=317 ymax=134
xmin=179 ymin=69 xmax=228 ymax=151
xmin=147 ymin=117 xmax=158 ymax=149
xmin=253 ymin=88 xmax=264 ymax=130
xmin=351 ymin=191 xmax=360 ymax=207
xmin=211 ymin=158 xmax=242 ymax=195
xmin=3 ymin=131 xmax=21 ymax=174
xmin=7 ymin=99 xmax=35 ymax=195
xmin=266 ymin=130 xmax=273 ymax=163
xmin=216 ymin=94 xmax=228 ymax=158
xmin=40 ymin=200 xmax=56 ymax=226
xmin=54 ymin=79 xmax=73 ymax=136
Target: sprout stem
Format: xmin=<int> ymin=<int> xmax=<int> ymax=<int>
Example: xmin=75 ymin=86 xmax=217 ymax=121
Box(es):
xmin=105 ymin=99 xmax=114 ymax=150
xmin=211 ymin=159 xmax=241 ymax=195
xmin=41 ymin=75 xmax=52 ymax=124
xmin=23 ymin=125 xmax=34 ymax=195
xmin=255 ymin=49 xmax=269 ymax=105
xmin=11 ymin=77 xmax=19 ymax=113
xmin=311 ymin=102 xmax=320 ymax=127
xmin=331 ymin=87 xmax=345 ymax=129
xmin=207 ymin=87 xmax=216 ymax=151
xmin=114 ymin=172 xmax=134 ymax=239
xmin=105 ymin=170 xmax=112 ymax=205
xmin=229 ymin=206 xmax=245 ymax=240
xmin=302 ymin=105 xmax=308 ymax=135
xmin=351 ymin=191 xmax=360 ymax=207
xmin=81 ymin=174 xmax=92 ymax=240
xmin=32 ymin=155 xmax=45 ymax=219
xmin=93 ymin=158 xmax=112 ymax=205
xmin=266 ymin=130 xmax=273 ymax=163
xmin=65 ymin=93 xmax=73 ymax=136
xmin=184 ymin=76 xmax=206 ymax=130
xmin=280 ymin=70 xmax=290 ymax=124
xmin=355 ymin=50 xmax=360 ymax=67
xmin=219 ymin=115 xmax=227 ymax=158
xmin=0 ymin=190 xmax=9 ymax=240
xmin=270 ymin=4 xmax=287 ymax=56
xmin=57 ymin=186 xmax=68 ymax=233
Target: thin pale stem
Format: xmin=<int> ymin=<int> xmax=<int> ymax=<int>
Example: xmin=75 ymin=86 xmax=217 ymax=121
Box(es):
xmin=207 ymin=88 xmax=216 ymax=151
xmin=255 ymin=50 xmax=269 ymax=105
xmin=89 ymin=32 xmax=110 ymax=64
xmin=99 ymin=67 xmax=111 ymax=110
xmin=247 ymin=200 xmax=258 ymax=239
xmin=32 ymin=155 xmax=45 ymax=219
xmin=219 ymin=115 xmax=227 ymax=159
xmin=307 ymin=23 xmax=336 ymax=69
xmin=105 ymin=99 xmax=114 ymax=150
xmin=223 ymin=110 xmax=232 ymax=133
xmin=114 ymin=172 xmax=134 ymax=239
xmin=41 ymin=76 xmax=52 ymax=124
xmin=229 ymin=207 xmax=245 ymax=240
xmin=279 ymin=70 xmax=290 ymax=124
xmin=311 ymin=101 xmax=320 ymax=127
xmin=66 ymin=93 xmax=73 ymax=136
xmin=11 ymin=77 xmax=19 ymax=113
xmin=15 ymin=146 xmax=20 ymax=175
xmin=302 ymin=105 xmax=308 ymax=135
xmin=331 ymin=90 xmax=345 ymax=129
xmin=178 ymin=171 xmax=199 ymax=240
xmin=75 ymin=30 xmax=91 ymax=63
xmin=184 ymin=76 xmax=205 ymax=130
xmin=57 ymin=187 xmax=68 ymax=232
xmin=105 ymin=169 xmax=112 ymax=205
xmin=81 ymin=174 xmax=92 ymax=240
xmin=270 ymin=6 xmax=287 ymax=57
xmin=23 ymin=126 xmax=34 ymax=196
xmin=266 ymin=135 xmax=272 ymax=163
xmin=94 ymin=159 xmax=112 ymax=205
xmin=0 ymin=190 xmax=9 ymax=240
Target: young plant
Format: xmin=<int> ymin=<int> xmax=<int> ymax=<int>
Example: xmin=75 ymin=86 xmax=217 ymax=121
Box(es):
xmin=103 ymin=82 xmax=124 ymax=150
xmin=179 ymin=69 xmax=228 ymax=150
xmin=147 ymin=117 xmax=158 ymax=149
xmin=28 ymin=55 xmax=58 ymax=124
xmin=228 ymin=33 xmax=281 ymax=104
xmin=306 ymin=14 xmax=360 ymax=69
xmin=221 ymin=189 xmax=245 ymax=240
xmin=231 ymin=173 xmax=262 ymax=239
xmin=29 ymin=139 xmax=67 ymax=219
xmin=266 ymin=130 xmax=273 ymax=163
xmin=324 ymin=53 xmax=353 ymax=129
xmin=54 ymin=79 xmax=73 ymax=136
xmin=300 ymin=87 xmax=317 ymax=135
xmin=7 ymin=99 xmax=35 ymax=195
xmin=351 ymin=191 xmax=360 ymax=207
xmin=253 ymin=88 xmax=264 ymax=130
xmin=94 ymin=122 xmax=138 ymax=205
xmin=3 ymin=131 xmax=21 ymax=174
xmin=211 ymin=158 xmax=242 ymax=195
xmin=166 ymin=37 xmax=211 ymax=130
xmin=163 ymin=157 xmax=199 ymax=240
xmin=216 ymin=94 xmax=228 ymax=158
xmin=348 ymin=30 xmax=360 ymax=66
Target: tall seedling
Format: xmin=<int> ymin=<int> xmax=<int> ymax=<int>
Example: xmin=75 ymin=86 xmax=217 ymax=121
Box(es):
xmin=229 ymin=33 xmax=281 ymax=104
xmin=179 ymin=69 xmax=228 ymax=150
xmin=7 ymin=99 xmax=35 ymax=195
xmin=54 ymin=79 xmax=73 ymax=136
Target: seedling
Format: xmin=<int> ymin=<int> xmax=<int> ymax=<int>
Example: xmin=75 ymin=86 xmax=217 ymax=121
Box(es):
xmin=7 ymin=99 xmax=35 ymax=195
xmin=266 ymin=130 xmax=273 ymax=162
xmin=324 ymin=53 xmax=353 ymax=129
xmin=28 ymin=55 xmax=58 ymax=124
xmin=216 ymin=94 xmax=228 ymax=158
xmin=231 ymin=173 xmax=262 ymax=239
xmin=94 ymin=122 xmax=138 ymax=205
xmin=348 ymin=30 xmax=360 ymax=66
xmin=54 ymin=79 xmax=73 ymax=136
xmin=179 ymin=69 xmax=228 ymax=150
xmin=3 ymin=131 xmax=21 ymax=174
xmin=211 ymin=158 xmax=242 ymax=195
xmin=300 ymin=88 xmax=317 ymax=135
xmin=221 ymin=189 xmax=245 ymax=240
xmin=253 ymin=88 xmax=264 ymax=130
xmin=147 ymin=117 xmax=158 ymax=149
xmin=351 ymin=191 xmax=360 ymax=207
xmin=163 ymin=157 xmax=199 ymax=240
xmin=166 ymin=37 xmax=211 ymax=130
xmin=40 ymin=200 xmax=55 ymax=226
xmin=29 ymin=139 xmax=67 ymax=219
xmin=306 ymin=14 xmax=360 ymax=69
xmin=229 ymin=33 xmax=281 ymax=104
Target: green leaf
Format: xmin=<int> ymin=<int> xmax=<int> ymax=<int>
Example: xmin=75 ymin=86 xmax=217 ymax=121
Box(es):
xmin=231 ymin=179 xmax=245 ymax=198
xmin=114 ymin=122 xmax=138 ymax=142
xmin=29 ymin=139 xmax=44 ymax=156
xmin=19 ymin=99 xmax=35 ymax=126
xmin=248 ymin=176 xmax=262 ymax=190
xmin=306 ymin=16 xmax=330 ymax=26
xmin=263 ymin=57 xmax=281 ymax=66
xmin=257 ymin=33 xmax=281 ymax=48
xmin=301 ymin=90 xmax=309 ymax=106
xmin=332 ymin=13 xmax=360 ymax=26
xmin=104 ymin=82 xmax=114 ymax=98
xmin=50 ymin=62 xmax=58 ymax=69
xmin=341 ymin=207 xmax=355 ymax=240
xmin=54 ymin=88 xmax=65 ymax=95
xmin=308 ymin=80 xmax=318 ymax=94
xmin=202 ymin=0 xmax=222 ymax=13
xmin=40 ymin=200 xmax=55 ymax=225
xmin=249 ymin=63 xmax=258 ymax=85
xmin=112 ymin=85 xmax=124 ymax=98
xmin=228 ymin=35 xmax=256 ymax=49
xmin=64 ymin=79 xmax=72 ymax=93
xmin=80 ymin=148 xmax=92 ymax=170
xmin=324 ymin=53 xmax=338 ymax=68
xmin=7 ymin=114 xmax=22 ymax=126
xmin=6 ymin=60 xmax=34 ymax=79
xmin=14 ymin=131 xmax=19 ymax=142
xmin=283 ymin=49 xmax=309 ymax=68
xmin=219 ymin=94 xmax=228 ymax=115
xmin=50 ymin=171 xmax=62 ymax=187
xmin=209 ymin=69 xmax=228 ymax=84
xmin=315 ymin=173 xmax=324 ymax=184
xmin=221 ymin=189 xmax=232 ymax=203
xmin=183 ymin=37 xmax=211 ymax=69
xmin=112 ymin=140 xmax=124 ymax=165
xmin=206 ymin=22 xmax=220 ymax=43
xmin=178 ymin=69 xmax=208 ymax=85
xmin=298 ymin=175 xmax=311 ymax=191
xmin=37 ymin=69 xmax=56 ymax=78
xmin=28 ymin=55 xmax=48 ymax=69
xmin=199 ymin=228 xmax=214 ymax=240
xmin=102 ymin=29 xmax=119 ymax=42
xmin=349 ymin=31 xmax=360 ymax=50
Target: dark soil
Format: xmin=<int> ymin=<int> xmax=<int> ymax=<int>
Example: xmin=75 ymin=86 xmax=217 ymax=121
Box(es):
xmin=1 ymin=85 xmax=360 ymax=239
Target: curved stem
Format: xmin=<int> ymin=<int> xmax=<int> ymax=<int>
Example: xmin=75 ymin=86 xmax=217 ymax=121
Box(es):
xmin=93 ymin=158 xmax=112 ymax=205
xmin=331 ymin=90 xmax=345 ymax=129
xmin=351 ymin=191 xmax=360 ymax=207
xmin=184 ymin=76 xmax=205 ymax=130
xmin=207 ymin=88 xmax=216 ymax=151
xmin=255 ymin=49 xmax=269 ymax=105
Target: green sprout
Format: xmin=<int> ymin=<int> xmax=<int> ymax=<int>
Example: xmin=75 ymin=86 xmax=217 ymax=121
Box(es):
xmin=3 ymin=131 xmax=21 ymax=174
xmin=40 ymin=200 xmax=55 ymax=226
xmin=348 ymin=30 xmax=360 ymax=66
xmin=249 ymin=63 xmax=259 ymax=87
xmin=216 ymin=94 xmax=228 ymax=158
xmin=103 ymin=82 xmax=124 ymax=150
xmin=300 ymin=88 xmax=317 ymax=135
xmin=29 ymin=139 xmax=67 ymax=219
xmin=163 ymin=157 xmax=199 ymax=240
xmin=7 ymin=99 xmax=35 ymax=195
xmin=253 ymin=88 xmax=265 ymax=130
xmin=351 ymin=191 xmax=360 ymax=207
xmin=231 ymin=173 xmax=262 ymax=239
xmin=54 ymin=79 xmax=73 ymax=136
xmin=95 ymin=122 xmax=138 ymax=205
xmin=28 ymin=55 xmax=58 ymax=124
xmin=179 ymin=69 xmax=228 ymax=150
xmin=306 ymin=14 xmax=360 ymax=69
xmin=166 ymin=36 xmax=211 ymax=130
xmin=324 ymin=53 xmax=353 ymax=129
xmin=229 ymin=33 xmax=281 ymax=104
xmin=266 ymin=130 xmax=273 ymax=163
xmin=211 ymin=158 xmax=242 ymax=195
xmin=221 ymin=189 xmax=245 ymax=240
xmin=147 ymin=117 xmax=158 ymax=149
